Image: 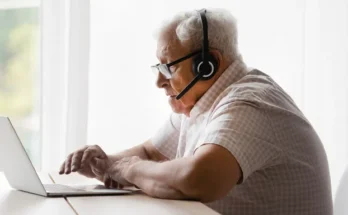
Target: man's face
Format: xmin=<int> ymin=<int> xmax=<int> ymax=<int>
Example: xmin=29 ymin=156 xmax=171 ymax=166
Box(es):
xmin=155 ymin=36 xmax=208 ymax=116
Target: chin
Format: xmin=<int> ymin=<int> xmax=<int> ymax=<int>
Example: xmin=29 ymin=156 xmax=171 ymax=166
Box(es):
xmin=169 ymin=98 xmax=192 ymax=116
xmin=168 ymin=98 xmax=184 ymax=114
xmin=170 ymin=103 xmax=184 ymax=114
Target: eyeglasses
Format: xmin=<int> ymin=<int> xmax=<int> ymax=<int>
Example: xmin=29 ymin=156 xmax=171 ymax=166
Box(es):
xmin=151 ymin=50 xmax=201 ymax=79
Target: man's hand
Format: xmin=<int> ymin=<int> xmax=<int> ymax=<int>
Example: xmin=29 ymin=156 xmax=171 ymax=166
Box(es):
xmin=104 ymin=156 xmax=142 ymax=188
xmin=59 ymin=145 xmax=112 ymax=181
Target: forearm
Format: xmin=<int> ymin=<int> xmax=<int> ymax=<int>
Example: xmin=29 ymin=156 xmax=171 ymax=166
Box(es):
xmin=116 ymin=145 xmax=240 ymax=202
xmin=125 ymin=158 xmax=199 ymax=200
xmin=109 ymin=139 xmax=168 ymax=163
xmin=108 ymin=141 xmax=150 ymax=162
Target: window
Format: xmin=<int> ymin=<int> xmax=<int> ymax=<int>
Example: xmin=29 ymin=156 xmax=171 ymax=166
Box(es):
xmin=0 ymin=2 xmax=40 ymax=168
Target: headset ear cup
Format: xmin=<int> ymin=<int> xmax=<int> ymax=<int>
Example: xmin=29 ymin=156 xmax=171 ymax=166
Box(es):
xmin=192 ymin=55 xmax=202 ymax=76
xmin=192 ymin=53 xmax=218 ymax=80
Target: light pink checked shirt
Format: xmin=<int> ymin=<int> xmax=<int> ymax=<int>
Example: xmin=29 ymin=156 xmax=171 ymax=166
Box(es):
xmin=152 ymin=59 xmax=333 ymax=215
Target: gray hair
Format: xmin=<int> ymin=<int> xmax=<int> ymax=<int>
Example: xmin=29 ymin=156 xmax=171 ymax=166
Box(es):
xmin=154 ymin=8 xmax=240 ymax=63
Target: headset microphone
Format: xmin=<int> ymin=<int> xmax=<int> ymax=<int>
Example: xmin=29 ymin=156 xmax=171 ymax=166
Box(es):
xmin=175 ymin=72 xmax=204 ymax=100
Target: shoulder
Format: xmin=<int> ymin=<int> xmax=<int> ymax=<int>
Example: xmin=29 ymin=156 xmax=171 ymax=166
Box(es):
xmin=227 ymin=69 xmax=277 ymax=99
xmin=210 ymin=70 xmax=273 ymax=109
xmin=212 ymin=69 xmax=296 ymax=112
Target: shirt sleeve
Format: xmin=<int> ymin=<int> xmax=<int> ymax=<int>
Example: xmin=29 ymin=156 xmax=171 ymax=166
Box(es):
xmin=151 ymin=113 xmax=182 ymax=160
xmin=196 ymin=100 xmax=282 ymax=183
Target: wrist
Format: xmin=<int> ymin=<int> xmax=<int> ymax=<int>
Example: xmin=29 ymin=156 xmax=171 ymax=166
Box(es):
xmin=124 ymin=158 xmax=142 ymax=184
xmin=107 ymin=154 xmax=117 ymax=163
xmin=107 ymin=154 xmax=124 ymax=165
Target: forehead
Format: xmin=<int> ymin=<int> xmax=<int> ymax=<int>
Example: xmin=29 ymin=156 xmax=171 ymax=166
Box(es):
xmin=156 ymin=35 xmax=188 ymax=62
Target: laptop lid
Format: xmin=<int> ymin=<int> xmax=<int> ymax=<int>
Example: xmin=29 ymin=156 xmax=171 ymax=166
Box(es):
xmin=0 ymin=117 xmax=134 ymax=197
xmin=0 ymin=117 xmax=47 ymax=196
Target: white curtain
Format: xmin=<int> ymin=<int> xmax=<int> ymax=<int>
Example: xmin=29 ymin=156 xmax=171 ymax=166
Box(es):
xmin=40 ymin=0 xmax=90 ymax=171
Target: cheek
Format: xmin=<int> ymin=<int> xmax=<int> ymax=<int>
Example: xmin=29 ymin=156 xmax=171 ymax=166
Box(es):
xmin=169 ymin=79 xmax=184 ymax=93
xmin=170 ymin=71 xmax=193 ymax=93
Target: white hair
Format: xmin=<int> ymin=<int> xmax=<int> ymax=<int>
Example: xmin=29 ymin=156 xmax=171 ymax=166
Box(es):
xmin=154 ymin=8 xmax=240 ymax=63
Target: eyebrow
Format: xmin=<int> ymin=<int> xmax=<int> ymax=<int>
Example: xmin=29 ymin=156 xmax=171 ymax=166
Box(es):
xmin=167 ymin=50 xmax=201 ymax=67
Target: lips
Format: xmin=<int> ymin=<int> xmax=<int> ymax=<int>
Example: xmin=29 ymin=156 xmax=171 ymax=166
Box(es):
xmin=165 ymin=89 xmax=177 ymax=97
xmin=165 ymin=92 xmax=176 ymax=97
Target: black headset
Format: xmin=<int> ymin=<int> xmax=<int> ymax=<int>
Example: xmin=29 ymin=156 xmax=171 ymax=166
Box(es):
xmin=176 ymin=9 xmax=219 ymax=100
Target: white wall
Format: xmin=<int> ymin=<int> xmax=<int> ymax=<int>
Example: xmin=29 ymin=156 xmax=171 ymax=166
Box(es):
xmin=304 ymin=0 xmax=348 ymax=196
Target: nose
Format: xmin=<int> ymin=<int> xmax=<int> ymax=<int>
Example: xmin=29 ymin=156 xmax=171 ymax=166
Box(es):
xmin=156 ymin=71 xmax=169 ymax=88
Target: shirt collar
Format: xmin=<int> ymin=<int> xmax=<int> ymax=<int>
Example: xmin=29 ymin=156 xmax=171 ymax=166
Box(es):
xmin=189 ymin=59 xmax=249 ymax=118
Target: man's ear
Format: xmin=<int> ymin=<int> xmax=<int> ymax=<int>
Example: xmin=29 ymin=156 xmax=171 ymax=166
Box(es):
xmin=209 ymin=49 xmax=222 ymax=68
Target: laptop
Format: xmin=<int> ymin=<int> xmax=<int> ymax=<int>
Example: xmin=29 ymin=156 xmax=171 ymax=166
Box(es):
xmin=0 ymin=116 xmax=133 ymax=197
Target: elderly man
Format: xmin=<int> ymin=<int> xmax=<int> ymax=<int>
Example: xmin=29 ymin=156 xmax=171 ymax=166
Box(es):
xmin=59 ymin=8 xmax=333 ymax=214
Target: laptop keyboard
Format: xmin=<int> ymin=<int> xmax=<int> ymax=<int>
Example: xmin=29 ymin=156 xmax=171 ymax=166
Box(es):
xmin=44 ymin=184 xmax=85 ymax=192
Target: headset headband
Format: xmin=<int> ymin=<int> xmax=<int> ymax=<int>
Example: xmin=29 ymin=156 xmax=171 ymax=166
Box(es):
xmin=198 ymin=9 xmax=209 ymax=68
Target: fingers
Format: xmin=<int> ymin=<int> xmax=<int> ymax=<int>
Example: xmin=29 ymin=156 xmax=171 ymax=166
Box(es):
xmin=110 ymin=179 xmax=116 ymax=189
xmin=59 ymin=146 xmax=88 ymax=174
xmin=71 ymin=147 xmax=87 ymax=172
xmin=59 ymin=161 xmax=66 ymax=174
xmin=117 ymin=183 xmax=124 ymax=189
xmin=103 ymin=174 xmax=112 ymax=188
xmin=71 ymin=153 xmax=82 ymax=172
xmin=107 ymin=162 xmax=134 ymax=187
xmin=81 ymin=145 xmax=104 ymax=169
xmin=103 ymin=174 xmax=123 ymax=189
xmin=111 ymin=180 xmax=124 ymax=189
xmin=64 ymin=154 xmax=74 ymax=174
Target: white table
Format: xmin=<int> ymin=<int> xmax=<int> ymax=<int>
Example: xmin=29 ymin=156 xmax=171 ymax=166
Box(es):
xmin=0 ymin=172 xmax=75 ymax=215
xmin=1 ymin=172 xmax=219 ymax=215
xmin=51 ymin=172 xmax=219 ymax=215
